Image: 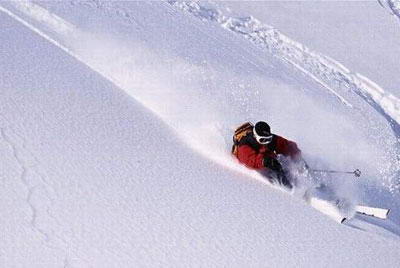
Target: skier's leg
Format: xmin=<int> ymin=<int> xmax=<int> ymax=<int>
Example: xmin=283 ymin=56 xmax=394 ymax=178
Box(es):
xmin=259 ymin=163 xmax=293 ymax=190
xmin=276 ymin=169 xmax=293 ymax=190
xmin=259 ymin=169 xmax=279 ymax=185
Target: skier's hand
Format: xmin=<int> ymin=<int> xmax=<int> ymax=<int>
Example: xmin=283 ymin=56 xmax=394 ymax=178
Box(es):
xmin=291 ymin=153 xmax=309 ymax=170
xmin=302 ymin=159 xmax=310 ymax=170
xmin=263 ymin=157 xmax=283 ymax=172
xmin=296 ymin=158 xmax=310 ymax=174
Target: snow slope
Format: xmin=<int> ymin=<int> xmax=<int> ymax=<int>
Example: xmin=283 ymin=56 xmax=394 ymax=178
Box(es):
xmin=1 ymin=1 xmax=400 ymax=267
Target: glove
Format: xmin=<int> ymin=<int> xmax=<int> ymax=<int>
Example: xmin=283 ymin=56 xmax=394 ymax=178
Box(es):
xmin=303 ymin=160 xmax=310 ymax=170
xmin=298 ymin=158 xmax=310 ymax=174
xmin=263 ymin=157 xmax=283 ymax=172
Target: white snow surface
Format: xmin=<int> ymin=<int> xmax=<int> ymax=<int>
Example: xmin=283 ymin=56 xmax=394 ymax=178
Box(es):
xmin=1 ymin=1 xmax=400 ymax=267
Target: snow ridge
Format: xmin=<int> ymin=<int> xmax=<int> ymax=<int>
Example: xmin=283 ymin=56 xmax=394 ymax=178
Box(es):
xmin=168 ymin=0 xmax=400 ymax=133
xmin=0 ymin=2 xmax=75 ymax=57
xmin=13 ymin=0 xmax=75 ymax=34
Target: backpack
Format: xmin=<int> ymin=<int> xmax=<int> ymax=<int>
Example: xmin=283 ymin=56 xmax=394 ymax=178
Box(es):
xmin=231 ymin=122 xmax=254 ymax=157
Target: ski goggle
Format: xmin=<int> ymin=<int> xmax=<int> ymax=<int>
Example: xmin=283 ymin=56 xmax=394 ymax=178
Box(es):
xmin=253 ymin=128 xmax=273 ymax=144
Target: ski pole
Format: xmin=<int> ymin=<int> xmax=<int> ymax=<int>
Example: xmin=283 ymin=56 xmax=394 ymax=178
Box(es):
xmin=310 ymin=168 xmax=361 ymax=177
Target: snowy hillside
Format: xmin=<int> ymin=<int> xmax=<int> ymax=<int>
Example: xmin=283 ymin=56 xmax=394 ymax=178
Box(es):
xmin=1 ymin=1 xmax=400 ymax=267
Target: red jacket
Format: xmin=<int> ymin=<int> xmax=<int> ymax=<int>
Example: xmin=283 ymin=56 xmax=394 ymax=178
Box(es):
xmin=236 ymin=134 xmax=301 ymax=170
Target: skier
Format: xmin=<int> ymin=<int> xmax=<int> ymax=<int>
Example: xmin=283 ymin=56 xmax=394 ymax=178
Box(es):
xmin=232 ymin=121 xmax=304 ymax=189
xmin=232 ymin=123 xmax=389 ymax=222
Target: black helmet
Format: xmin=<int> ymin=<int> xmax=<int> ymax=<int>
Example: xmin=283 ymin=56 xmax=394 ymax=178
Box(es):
xmin=253 ymin=121 xmax=273 ymax=144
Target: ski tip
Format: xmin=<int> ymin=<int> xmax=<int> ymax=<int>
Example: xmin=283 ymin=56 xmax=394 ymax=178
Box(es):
xmin=341 ymin=218 xmax=347 ymax=224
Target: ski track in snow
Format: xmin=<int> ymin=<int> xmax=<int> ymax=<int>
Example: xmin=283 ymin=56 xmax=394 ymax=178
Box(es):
xmin=379 ymin=0 xmax=400 ymax=21
xmin=1 ymin=0 xmax=400 ymax=238
xmin=168 ymin=0 xmax=400 ymax=139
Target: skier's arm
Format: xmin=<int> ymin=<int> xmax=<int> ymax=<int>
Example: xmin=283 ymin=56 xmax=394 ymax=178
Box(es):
xmin=237 ymin=145 xmax=265 ymax=169
xmin=275 ymin=136 xmax=302 ymax=161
